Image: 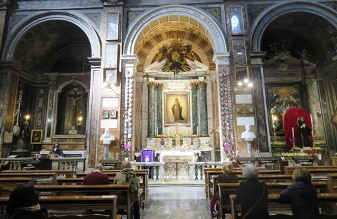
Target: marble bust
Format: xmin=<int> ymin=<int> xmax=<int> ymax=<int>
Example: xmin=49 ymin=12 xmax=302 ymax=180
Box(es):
xmin=100 ymin=128 xmax=115 ymax=144
xmin=241 ymin=125 xmax=256 ymax=141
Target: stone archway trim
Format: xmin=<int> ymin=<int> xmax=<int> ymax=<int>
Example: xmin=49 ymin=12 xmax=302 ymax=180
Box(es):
xmin=2 ymin=10 xmax=101 ymax=61
xmin=123 ymin=4 xmax=227 ymax=56
xmin=251 ymin=1 xmax=337 ymax=51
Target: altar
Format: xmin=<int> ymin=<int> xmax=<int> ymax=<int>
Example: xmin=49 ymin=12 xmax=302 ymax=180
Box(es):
xmin=154 ymin=150 xmax=199 ymax=180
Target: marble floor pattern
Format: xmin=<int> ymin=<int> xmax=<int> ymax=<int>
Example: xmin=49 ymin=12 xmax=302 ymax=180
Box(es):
xmin=139 ymin=185 xmax=210 ymax=219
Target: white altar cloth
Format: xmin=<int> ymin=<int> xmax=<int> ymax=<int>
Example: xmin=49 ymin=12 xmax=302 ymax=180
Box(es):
xmin=156 ymin=150 xmax=200 ymax=162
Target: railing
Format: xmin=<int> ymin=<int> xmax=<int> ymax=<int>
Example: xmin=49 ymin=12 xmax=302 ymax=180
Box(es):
xmin=50 ymin=157 xmax=85 ymax=173
xmin=0 ymin=157 xmax=36 ymax=170
xmin=131 ymin=161 xmax=223 ymax=181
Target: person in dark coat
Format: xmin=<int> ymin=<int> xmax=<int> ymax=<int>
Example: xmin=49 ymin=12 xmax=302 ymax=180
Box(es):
xmin=51 ymin=142 xmax=64 ymax=157
xmin=83 ymin=163 xmax=110 ymax=185
xmin=236 ymin=164 xmax=270 ymax=219
xmin=1 ymin=182 xmax=48 ymax=219
xmin=210 ymin=162 xmax=238 ymax=218
xmin=280 ymin=168 xmax=319 ymax=219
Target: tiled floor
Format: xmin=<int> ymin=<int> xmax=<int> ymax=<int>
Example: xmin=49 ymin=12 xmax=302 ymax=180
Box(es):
xmin=139 ymin=185 xmax=210 ymax=219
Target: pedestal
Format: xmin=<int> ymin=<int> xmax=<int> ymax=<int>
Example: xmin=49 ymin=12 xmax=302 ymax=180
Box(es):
xmin=246 ymin=140 xmax=253 ymax=157
xmin=103 ymin=144 xmax=110 ymax=160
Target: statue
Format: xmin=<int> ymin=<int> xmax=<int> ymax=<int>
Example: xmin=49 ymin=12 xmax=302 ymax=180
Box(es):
xmin=241 ymin=125 xmax=256 ymax=157
xmin=100 ymin=128 xmax=115 ymax=159
xmin=171 ymin=98 xmax=184 ymax=121
xmin=68 ymin=126 xmax=77 ymax=135
xmin=296 ymin=116 xmax=312 ymax=147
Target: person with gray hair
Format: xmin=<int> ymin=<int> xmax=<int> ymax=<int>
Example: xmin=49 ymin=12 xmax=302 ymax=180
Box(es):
xmin=280 ymin=168 xmax=319 ymax=219
xmin=83 ymin=163 xmax=110 ymax=185
xmin=210 ymin=162 xmax=238 ymax=218
xmin=236 ymin=164 xmax=269 ymax=219
xmin=114 ymin=161 xmax=140 ymax=219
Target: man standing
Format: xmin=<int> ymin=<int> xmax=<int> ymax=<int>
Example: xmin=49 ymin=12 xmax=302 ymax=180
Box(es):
xmin=114 ymin=161 xmax=140 ymax=219
xmin=83 ymin=163 xmax=110 ymax=185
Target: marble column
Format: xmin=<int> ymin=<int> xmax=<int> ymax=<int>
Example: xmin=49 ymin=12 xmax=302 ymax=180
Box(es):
xmin=156 ymin=83 xmax=164 ymax=136
xmin=199 ymin=81 xmax=208 ymax=136
xmin=45 ymin=76 xmax=57 ymax=140
xmin=251 ymin=52 xmax=270 ymax=153
xmin=148 ymin=82 xmax=156 ymax=137
xmin=87 ymin=57 xmax=101 ymax=167
xmin=191 ymin=82 xmax=198 ymax=135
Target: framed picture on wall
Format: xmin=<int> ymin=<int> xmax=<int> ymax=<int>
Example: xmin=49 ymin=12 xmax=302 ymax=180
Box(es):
xmin=104 ymin=68 xmax=117 ymax=84
xmin=106 ymin=12 xmax=119 ymax=41
xmin=164 ymin=92 xmax=190 ymax=125
xmin=235 ymin=65 xmax=249 ymax=82
xmin=102 ymin=110 xmax=109 ymax=119
xmin=30 ymin=129 xmax=43 ymax=144
xmin=110 ymin=110 xmax=117 ymax=119
xmin=230 ymin=7 xmax=244 ymax=35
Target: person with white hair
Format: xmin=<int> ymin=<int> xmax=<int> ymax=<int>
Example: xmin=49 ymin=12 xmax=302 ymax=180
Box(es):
xmin=83 ymin=163 xmax=110 ymax=185
xmin=236 ymin=164 xmax=269 ymax=219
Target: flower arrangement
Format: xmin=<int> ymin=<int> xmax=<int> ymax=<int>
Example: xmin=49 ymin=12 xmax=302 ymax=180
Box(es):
xmin=160 ymin=135 xmax=165 ymax=145
xmin=223 ymin=142 xmax=235 ymax=160
xmin=120 ymin=143 xmax=131 ymax=160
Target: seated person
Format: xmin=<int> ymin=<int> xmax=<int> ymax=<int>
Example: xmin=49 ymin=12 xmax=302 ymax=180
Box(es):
xmin=2 ymin=182 xmax=48 ymax=219
xmin=83 ymin=163 xmax=110 ymax=185
xmin=113 ymin=161 xmax=140 ymax=219
xmin=236 ymin=164 xmax=269 ymax=219
xmin=280 ymin=168 xmax=319 ymax=219
xmin=51 ymin=143 xmax=64 ymax=157
xmin=210 ymin=162 xmax=238 ymax=218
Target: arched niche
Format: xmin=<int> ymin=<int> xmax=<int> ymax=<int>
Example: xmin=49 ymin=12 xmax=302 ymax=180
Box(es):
xmin=55 ymin=82 xmax=88 ymax=135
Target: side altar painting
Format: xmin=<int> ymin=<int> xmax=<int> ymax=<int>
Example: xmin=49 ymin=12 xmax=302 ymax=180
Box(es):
xmin=165 ymin=92 xmax=190 ymax=125
xmin=267 ymin=85 xmax=301 ymax=134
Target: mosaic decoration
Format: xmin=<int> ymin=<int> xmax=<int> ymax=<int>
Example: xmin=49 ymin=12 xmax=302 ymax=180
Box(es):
xmin=218 ymin=67 xmax=235 ymax=152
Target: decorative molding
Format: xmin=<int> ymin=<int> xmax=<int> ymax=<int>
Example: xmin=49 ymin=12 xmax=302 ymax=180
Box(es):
xmin=101 ymin=0 xmax=124 ymax=4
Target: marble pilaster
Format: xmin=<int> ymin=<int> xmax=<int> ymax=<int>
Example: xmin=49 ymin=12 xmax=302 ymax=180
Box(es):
xmin=191 ymin=82 xmax=198 ymax=135
xmin=198 ymin=81 xmax=208 ymax=136
xmin=148 ymin=82 xmax=156 ymax=137
xmin=156 ymin=83 xmax=164 ymax=136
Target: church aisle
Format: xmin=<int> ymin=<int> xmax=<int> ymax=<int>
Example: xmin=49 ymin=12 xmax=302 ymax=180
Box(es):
xmin=139 ymin=185 xmax=210 ymax=219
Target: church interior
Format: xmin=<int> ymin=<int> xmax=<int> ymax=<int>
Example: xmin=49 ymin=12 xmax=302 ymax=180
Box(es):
xmin=1 ymin=0 xmax=337 ymax=218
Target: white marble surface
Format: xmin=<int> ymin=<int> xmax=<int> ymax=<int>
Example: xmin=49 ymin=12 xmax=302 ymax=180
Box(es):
xmin=138 ymin=186 xmax=210 ymax=219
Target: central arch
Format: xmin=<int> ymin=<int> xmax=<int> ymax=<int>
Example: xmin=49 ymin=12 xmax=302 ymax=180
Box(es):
xmin=123 ymin=5 xmax=227 ymax=56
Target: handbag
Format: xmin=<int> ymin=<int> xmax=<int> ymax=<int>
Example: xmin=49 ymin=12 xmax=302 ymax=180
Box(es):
xmin=241 ymin=184 xmax=266 ymax=219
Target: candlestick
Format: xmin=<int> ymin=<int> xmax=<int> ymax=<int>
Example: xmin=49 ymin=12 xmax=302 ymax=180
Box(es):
xmin=156 ymin=127 xmax=158 ymax=136
xmin=197 ymin=127 xmax=199 ymax=136
xmin=310 ymin=114 xmax=314 ymax=135
xmin=292 ymin=127 xmax=294 ymax=138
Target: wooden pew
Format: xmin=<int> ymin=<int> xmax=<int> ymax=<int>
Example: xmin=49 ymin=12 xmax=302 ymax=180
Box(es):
xmin=32 ymin=184 xmax=132 ymax=219
xmin=0 ymin=177 xmax=34 ymax=195
xmin=0 ymin=195 xmax=117 ymax=219
xmin=218 ymin=181 xmax=328 ymax=218
xmin=57 ymin=177 xmax=115 ymax=185
xmin=1 ymin=169 xmax=75 ymax=178
xmin=206 ymin=169 xmax=282 ymax=200
xmin=0 ymin=172 xmax=57 ymax=184
xmin=327 ymin=174 xmax=337 ymax=193
xmin=78 ymin=170 xmax=149 ymax=208
xmin=229 ymin=193 xmax=337 ymax=219
xmin=284 ymin=166 xmax=337 ymax=175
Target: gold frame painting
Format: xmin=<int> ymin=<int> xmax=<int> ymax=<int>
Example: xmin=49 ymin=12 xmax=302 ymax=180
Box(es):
xmin=30 ymin=129 xmax=43 ymax=144
xmin=102 ymin=110 xmax=109 ymax=119
xmin=164 ymin=92 xmax=190 ymax=125
xmin=110 ymin=110 xmax=117 ymax=119
xmin=235 ymin=65 xmax=249 ymax=82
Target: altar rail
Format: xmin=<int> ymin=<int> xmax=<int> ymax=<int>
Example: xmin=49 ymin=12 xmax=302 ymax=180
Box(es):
xmin=131 ymin=162 xmax=223 ymax=181
xmin=0 ymin=157 xmax=85 ymax=172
